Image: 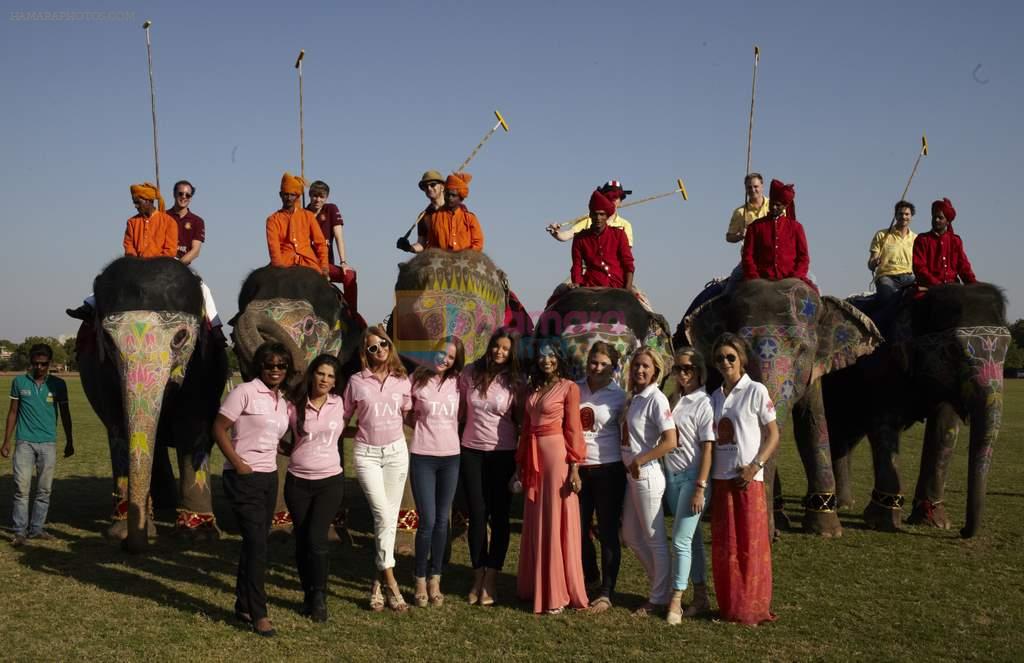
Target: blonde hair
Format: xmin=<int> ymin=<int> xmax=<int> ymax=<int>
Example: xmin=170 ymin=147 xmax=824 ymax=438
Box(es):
xmin=627 ymin=347 xmax=664 ymax=393
xmin=360 ymin=325 xmax=407 ymax=377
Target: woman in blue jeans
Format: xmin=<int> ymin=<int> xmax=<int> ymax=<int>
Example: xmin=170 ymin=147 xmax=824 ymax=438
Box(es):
xmin=663 ymin=347 xmax=715 ymax=624
xmin=406 ymin=336 xmax=464 ymax=607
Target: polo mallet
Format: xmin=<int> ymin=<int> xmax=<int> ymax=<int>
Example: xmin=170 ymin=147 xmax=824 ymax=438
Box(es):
xmin=142 ymin=20 xmax=160 ymax=191
xmin=886 ymin=133 xmax=928 ymax=234
xmin=551 ymin=178 xmax=688 ymax=229
xmin=454 ymin=110 xmax=510 ymax=173
xmin=401 ymin=110 xmax=510 ymax=240
xmin=746 ymin=45 xmax=760 ymax=176
xmin=295 ymin=49 xmax=306 ymax=206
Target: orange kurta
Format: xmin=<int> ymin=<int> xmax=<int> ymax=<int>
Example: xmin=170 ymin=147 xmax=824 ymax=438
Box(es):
xmin=516 ymin=379 xmax=589 ymax=613
xmin=266 ymin=207 xmax=329 ymax=271
xmin=123 ymin=210 xmax=178 ymax=258
xmin=425 ymin=206 xmax=484 ymax=252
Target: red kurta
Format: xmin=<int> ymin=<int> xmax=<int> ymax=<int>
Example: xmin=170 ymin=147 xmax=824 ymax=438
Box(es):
xmin=570 ymin=226 xmax=634 ymax=287
xmin=912 ymin=230 xmax=976 ymax=287
xmin=741 ymin=214 xmax=811 ymax=286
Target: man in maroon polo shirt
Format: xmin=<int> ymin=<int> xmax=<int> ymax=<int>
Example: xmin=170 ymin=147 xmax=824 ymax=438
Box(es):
xmin=169 ymin=180 xmax=205 ymax=266
xmin=307 ymin=180 xmax=359 ymax=315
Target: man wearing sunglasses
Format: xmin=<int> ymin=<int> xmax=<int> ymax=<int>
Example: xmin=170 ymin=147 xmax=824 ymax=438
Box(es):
xmin=3 ymin=344 xmax=74 ymax=546
xmin=169 ymin=180 xmax=205 ymax=266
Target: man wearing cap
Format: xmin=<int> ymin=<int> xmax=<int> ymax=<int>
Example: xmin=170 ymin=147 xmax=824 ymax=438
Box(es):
xmin=912 ymin=197 xmax=976 ymax=291
xmin=569 ymin=190 xmax=634 ymax=290
xmin=398 ymin=170 xmax=446 ymax=254
xmin=66 ymin=182 xmax=179 ymax=320
xmin=547 ymin=181 xmax=635 ymax=247
xmin=266 ymin=172 xmax=329 ymax=278
xmin=726 ymin=173 xmax=770 ymax=244
xmin=741 ymin=179 xmax=814 ymax=290
xmin=408 ymin=172 xmax=484 ymax=252
xmin=308 ymin=180 xmax=359 ymax=313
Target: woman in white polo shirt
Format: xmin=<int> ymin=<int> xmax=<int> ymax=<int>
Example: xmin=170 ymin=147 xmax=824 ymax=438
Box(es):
xmin=709 ymin=332 xmax=779 ymax=625
xmin=664 ymin=347 xmax=715 ymax=624
xmin=621 ymin=347 xmax=677 ymax=616
xmin=576 ymin=341 xmax=627 ymax=613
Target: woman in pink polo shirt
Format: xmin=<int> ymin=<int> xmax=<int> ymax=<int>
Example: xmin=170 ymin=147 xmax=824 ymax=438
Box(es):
xmin=212 ymin=341 xmax=295 ymax=638
xmin=343 ymin=325 xmax=412 ymax=612
xmin=459 ymin=327 xmax=524 ymax=606
xmin=284 ymin=354 xmax=345 ymax=623
xmin=407 ymin=336 xmax=465 ymax=607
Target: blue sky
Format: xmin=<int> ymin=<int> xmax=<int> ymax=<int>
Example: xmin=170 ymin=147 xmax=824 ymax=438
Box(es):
xmin=1 ymin=0 xmax=1021 ymax=342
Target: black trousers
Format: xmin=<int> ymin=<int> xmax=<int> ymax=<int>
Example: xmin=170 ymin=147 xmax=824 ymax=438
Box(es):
xmin=578 ymin=462 xmax=627 ymax=598
xmin=222 ymin=469 xmax=278 ymax=621
xmin=284 ymin=472 xmax=345 ymax=594
xmin=460 ymin=448 xmax=516 ymax=570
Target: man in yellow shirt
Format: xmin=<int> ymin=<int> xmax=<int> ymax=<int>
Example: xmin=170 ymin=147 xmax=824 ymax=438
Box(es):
xmin=868 ymin=200 xmax=917 ymax=304
xmin=726 ymin=173 xmax=770 ymax=243
xmin=546 ymin=181 xmax=634 ymax=246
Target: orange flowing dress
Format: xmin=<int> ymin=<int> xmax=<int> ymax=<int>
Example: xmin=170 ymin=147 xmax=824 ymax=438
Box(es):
xmin=516 ymin=379 xmax=588 ymax=613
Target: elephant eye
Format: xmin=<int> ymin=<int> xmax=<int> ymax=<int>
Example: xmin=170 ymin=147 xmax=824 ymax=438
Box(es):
xmin=171 ymin=329 xmax=189 ymax=349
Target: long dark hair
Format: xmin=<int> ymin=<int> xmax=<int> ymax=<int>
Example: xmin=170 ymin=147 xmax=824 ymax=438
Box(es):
xmin=291 ymin=354 xmax=343 ymax=437
xmin=471 ymin=327 xmax=523 ymax=397
xmin=411 ymin=337 xmax=465 ymax=390
xmin=252 ymin=341 xmax=296 ymax=388
xmin=528 ymin=339 xmax=570 ymax=390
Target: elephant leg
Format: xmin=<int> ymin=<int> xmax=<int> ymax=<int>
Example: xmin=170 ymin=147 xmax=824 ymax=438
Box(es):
xmin=105 ymin=426 xmax=130 ymax=541
xmin=150 ymin=447 xmax=178 ymax=512
xmin=772 ymin=471 xmax=792 ymax=531
xmin=792 ymin=382 xmax=842 ymax=537
xmin=832 ymin=443 xmax=855 ymax=511
xmin=174 ymin=446 xmax=220 ymax=542
xmin=863 ymin=416 xmax=904 ymax=531
xmin=907 ymin=404 xmax=959 ymax=529
xmin=763 ymin=460 xmax=778 ymax=542
xmin=269 ymin=453 xmax=293 ymax=542
xmin=395 ymin=475 xmax=417 ymax=556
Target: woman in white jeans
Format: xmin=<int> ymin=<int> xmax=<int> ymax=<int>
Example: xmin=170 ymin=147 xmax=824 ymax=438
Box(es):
xmin=621 ymin=348 xmax=677 ymax=616
xmin=342 ymin=325 xmax=412 ymax=612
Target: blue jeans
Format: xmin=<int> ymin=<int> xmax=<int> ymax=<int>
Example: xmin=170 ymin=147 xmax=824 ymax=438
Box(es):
xmin=876 ymin=273 xmax=915 ymax=303
xmin=664 ymin=465 xmax=710 ymax=591
xmin=12 ymin=441 xmax=57 ymax=536
xmin=409 ymin=453 xmax=460 ymax=577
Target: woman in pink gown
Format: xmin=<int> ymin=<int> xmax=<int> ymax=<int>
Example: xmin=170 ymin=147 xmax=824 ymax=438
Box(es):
xmin=515 ymin=341 xmax=589 ymax=614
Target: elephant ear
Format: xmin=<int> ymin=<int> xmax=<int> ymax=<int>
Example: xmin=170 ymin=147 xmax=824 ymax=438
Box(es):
xmin=684 ymin=293 xmax=730 ymax=359
xmin=812 ymin=296 xmax=884 ymax=381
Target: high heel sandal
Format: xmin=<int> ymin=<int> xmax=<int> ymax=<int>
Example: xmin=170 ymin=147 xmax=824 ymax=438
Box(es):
xmin=369 ymin=581 xmax=385 ymax=612
xmin=479 ymin=568 xmax=497 ymax=607
xmin=468 ymin=568 xmax=484 ymax=605
xmin=386 ymin=583 xmax=408 ymax=613
xmin=414 ymin=577 xmax=429 ymax=608
xmin=428 ymin=575 xmax=445 ymax=607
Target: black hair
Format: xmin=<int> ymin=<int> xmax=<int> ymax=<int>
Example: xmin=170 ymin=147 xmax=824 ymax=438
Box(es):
xmin=291 ymin=354 xmax=343 ymax=437
xmin=894 ymin=200 xmax=915 ymax=216
xmin=29 ymin=343 xmax=53 ymax=360
xmin=252 ymin=341 xmax=296 ymax=386
xmin=173 ymin=180 xmax=195 ymax=195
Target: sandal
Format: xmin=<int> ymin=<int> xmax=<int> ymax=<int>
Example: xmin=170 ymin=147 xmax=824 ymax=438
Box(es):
xmin=545 ymin=607 xmax=564 ymax=615
xmin=414 ymin=577 xmax=429 ymax=608
xmin=587 ymin=596 xmax=612 ymax=614
xmin=632 ymin=602 xmax=665 ymax=617
xmin=369 ymin=581 xmax=385 ymax=612
xmin=428 ymin=575 xmax=445 ymax=607
xmin=386 ymin=583 xmax=408 ymax=613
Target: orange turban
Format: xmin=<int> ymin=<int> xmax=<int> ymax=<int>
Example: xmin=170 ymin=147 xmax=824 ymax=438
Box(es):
xmin=129 ymin=182 xmax=165 ymax=212
xmin=280 ymin=172 xmax=306 ymax=195
xmin=445 ymin=172 xmax=472 ymax=199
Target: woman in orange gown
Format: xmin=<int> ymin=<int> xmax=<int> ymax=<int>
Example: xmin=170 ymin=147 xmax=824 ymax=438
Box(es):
xmin=515 ymin=341 xmax=589 ymax=614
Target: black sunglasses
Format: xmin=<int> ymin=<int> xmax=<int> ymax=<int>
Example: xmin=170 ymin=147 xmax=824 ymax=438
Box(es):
xmin=262 ymin=362 xmax=289 ymax=371
xmin=715 ymin=353 xmax=738 ymax=364
xmin=672 ymin=364 xmax=696 ymax=374
xmin=367 ymin=340 xmax=391 ymax=354
xmin=175 ymin=191 xmax=193 ymax=198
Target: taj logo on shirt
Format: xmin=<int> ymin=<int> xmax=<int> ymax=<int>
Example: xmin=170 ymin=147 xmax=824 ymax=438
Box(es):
xmin=373 ymin=393 xmax=404 ymax=418
xmin=429 ymin=394 xmax=459 ymax=418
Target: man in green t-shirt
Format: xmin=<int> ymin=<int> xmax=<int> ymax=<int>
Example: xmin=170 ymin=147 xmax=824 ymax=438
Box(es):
xmin=2 ymin=344 xmax=74 ymax=546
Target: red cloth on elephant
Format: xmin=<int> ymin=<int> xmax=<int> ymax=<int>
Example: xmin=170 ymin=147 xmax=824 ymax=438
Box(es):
xmin=741 ymin=214 xmax=814 ymax=291
xmin=912 ymin=230 xmax=976 ymax=288
xmin=711 ymin=479 xmax=777 ymax=625
xmin=570 ymin=226 xmax=634 ymax=288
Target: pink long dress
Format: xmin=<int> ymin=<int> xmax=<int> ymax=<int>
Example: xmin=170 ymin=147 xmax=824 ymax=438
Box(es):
xmin=516 ymin=379 xmax=589 ymax=613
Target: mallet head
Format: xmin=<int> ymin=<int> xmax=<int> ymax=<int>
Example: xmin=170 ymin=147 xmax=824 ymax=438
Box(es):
xmin=295 ymin=49 xmax=305 ymax=69
xmin=495 ymin=110 xmax=509 ymax=132
xmin=142 ymin=20 xmax=152 ymax=29
xmin=922 ymin=133 xmax=928 ymax=156
xmin=677 ymin=178 xmax=688 ymax=201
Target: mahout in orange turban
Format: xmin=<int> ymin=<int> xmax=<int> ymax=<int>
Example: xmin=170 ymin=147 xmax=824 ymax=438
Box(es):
xmin=445 ymin=172 xmax=472 ymax=199
xmin=129 ymin=182 xmax=165 ymax=211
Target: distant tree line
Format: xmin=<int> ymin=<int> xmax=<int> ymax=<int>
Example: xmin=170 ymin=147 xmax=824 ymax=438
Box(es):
xmin=0 ymin=335 xmax=240 ymax=374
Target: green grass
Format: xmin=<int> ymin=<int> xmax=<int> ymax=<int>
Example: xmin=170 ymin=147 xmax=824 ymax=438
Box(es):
xmin=1 ymin=376 xmax=1022 ymax=661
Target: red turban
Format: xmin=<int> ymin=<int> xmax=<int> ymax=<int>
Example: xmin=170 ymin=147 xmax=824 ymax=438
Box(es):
xmin=931 ymin=198 xmax=956 ymax=223
xmin=589 ymin=189 xmax=616 ymax=217
xmin=129 ymin=182 xmax=165 ymax=212
xmin=446 ymin=172 xmax=472 ymax=199
xmin=769 ymin=179 xmax=797 ymax=218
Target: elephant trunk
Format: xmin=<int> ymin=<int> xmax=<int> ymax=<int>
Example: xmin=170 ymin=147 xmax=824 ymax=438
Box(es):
xmin=961 ymin=388 xmax=1003 ymax=539
xmin=233 ymin=300 xmax=321 ymax=381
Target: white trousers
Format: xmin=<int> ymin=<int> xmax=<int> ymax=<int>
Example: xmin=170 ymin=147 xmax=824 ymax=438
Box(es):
xmin=354 ymin=439 xmax=409 ymax=571
xmin=622 ymin=463 xmax=671 ymax=605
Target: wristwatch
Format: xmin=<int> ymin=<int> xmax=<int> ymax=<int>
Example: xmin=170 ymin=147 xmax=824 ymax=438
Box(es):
xmin=696 ymin=479 xmax=708 ymax=489
xmin=752 ymin=458 xmax=765 ymax=469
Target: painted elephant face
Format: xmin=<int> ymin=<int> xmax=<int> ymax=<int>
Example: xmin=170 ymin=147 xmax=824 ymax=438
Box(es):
xmin=240 ymin=298 xmax=342 ymax=373
xmin=394 ymin=250 xmax=507 ymax=366
xmin=558 ymin=318 xmax=674 ymax=387
xmin=915 ymin=326 xmax=1010 ymax=426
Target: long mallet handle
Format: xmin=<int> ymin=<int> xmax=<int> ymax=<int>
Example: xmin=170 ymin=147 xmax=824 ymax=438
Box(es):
xmin=295 ymin=49 xmax=306 ymax=207
xmin=402 ymin=210 xmax=427 ymax=241
xmin=887 ymin=134 xmax=928 ymax=233
xmin=746 ymin=46 xmax=760 ymax=176
xmin=454 ymin=110 xmax=509 ymax=173
xmin=552 ymin=178 xmax=688 ymax=228
xmin=143 ymin=20 xmax=160 ymax=191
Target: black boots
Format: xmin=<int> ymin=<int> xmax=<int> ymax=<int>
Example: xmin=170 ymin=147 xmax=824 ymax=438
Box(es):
xmin=300 ymin=551 xmax=330 ymax=622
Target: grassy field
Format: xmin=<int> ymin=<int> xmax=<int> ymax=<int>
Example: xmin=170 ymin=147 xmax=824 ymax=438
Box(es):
xmin=0 ymin=376 xmax=1021 ymax=662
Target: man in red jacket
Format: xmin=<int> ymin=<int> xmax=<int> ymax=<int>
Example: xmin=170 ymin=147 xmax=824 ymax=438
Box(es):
xmin=741 ymin=179 xmax=814 ymax=290
xmin=570 ymin=189 xmax=634 ymax=290
xmin=912 ymin=197 xmax=976 ymax=291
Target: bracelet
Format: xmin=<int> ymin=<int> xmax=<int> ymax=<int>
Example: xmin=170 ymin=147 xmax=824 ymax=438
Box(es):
xmin=752 ymin=458 xmax=765 ymax=469
xmin=696 ymin=480 xmax=708 ymax=489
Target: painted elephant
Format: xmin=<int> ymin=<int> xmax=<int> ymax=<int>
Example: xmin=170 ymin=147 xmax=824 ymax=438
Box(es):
xmin=230 ymin=265 xmax=365 ymax=532
xmin=681 ymin=277 xmax=882 ymax=537
xmin=824 ymin=283 xmax=1009 ymax=538
xmin=76 ymin=257 xmax=228 ymax=552
xmin=535 ymin=286 xmax=674 ymax=386
xmin=390 ymin=248 xmax=532 ymax=548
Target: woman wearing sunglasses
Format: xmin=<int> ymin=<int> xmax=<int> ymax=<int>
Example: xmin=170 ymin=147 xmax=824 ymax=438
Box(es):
xmin=407 ymin=336 xmax=465 ymax=607
xmin=515 ymin=340 xmax=588 ymax=614
xmin=212 ymin=341 xmax=296 ymax=637
xmin=342 ymin=326 xmax=412 ymax=612
xmin=664 ymin=347 xmax=714 ymax=624
xmin=621 ymin=347 xmax=677 ymax=617
xmin=284 ymin=354 xmax=345 ymax=623
xmin=459 ymin=327 xmax=524 ymax=606
xmin=709 ymin=332 xmax=779 ymax=625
